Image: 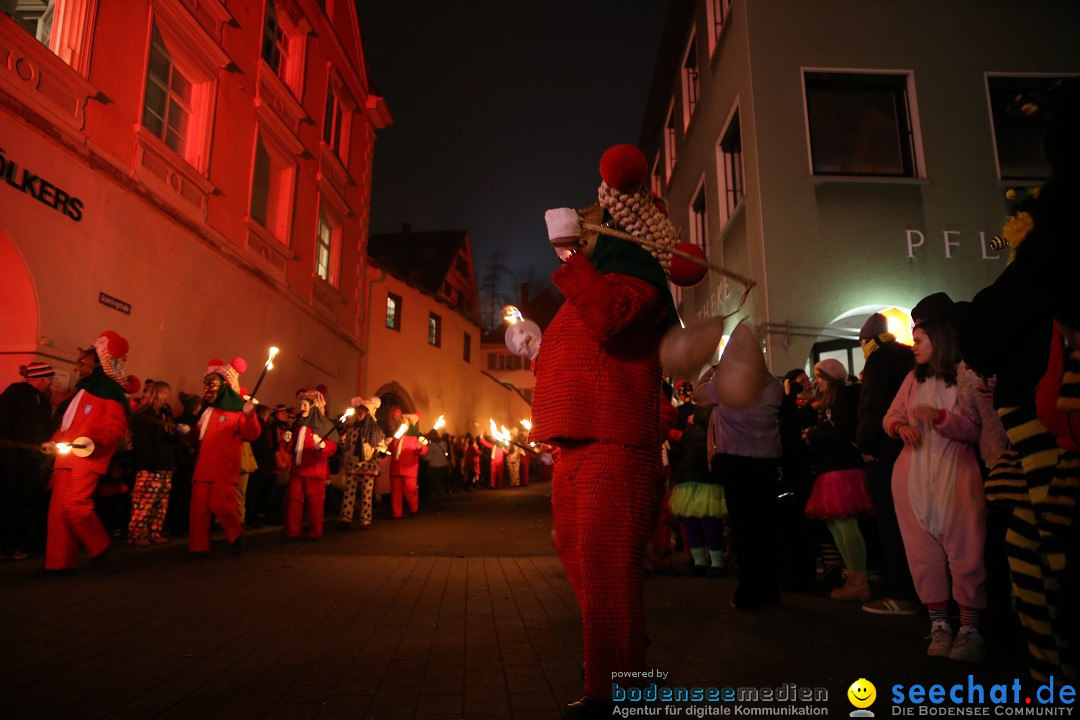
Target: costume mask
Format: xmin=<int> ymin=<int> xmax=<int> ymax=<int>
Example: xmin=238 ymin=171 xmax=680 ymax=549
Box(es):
xmin=202 ymin=373 xmax=223 ymax=404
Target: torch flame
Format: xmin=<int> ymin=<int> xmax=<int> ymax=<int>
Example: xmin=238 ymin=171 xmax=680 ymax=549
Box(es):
xmin=488 ymin=419 xmax=512 ymax=444
xmin=339 ymin=407 xmax=355 ymax=423
xmin=520 ymin=418 xmax=532 ymax=431
xmin=503 ymin=305 xmax=524 ymax=325
xmin=433 ymin=414 xmax=445 ymax=431
xmin=55 ymin=442 xmax=72 ymax=455
xmin=394 ymin=422 xmax=408 ymax=439
xmin=266 ymin=346 xmax=279 ymax=370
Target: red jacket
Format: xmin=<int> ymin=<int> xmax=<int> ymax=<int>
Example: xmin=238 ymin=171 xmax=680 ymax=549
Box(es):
xmin=286 ymin=426 xmax=338 ymax=479
xmin=192 ymin=408 xmax=261 ymax=484
xmin=388 ymin=435 xmax=427 ymax=478
xmin=53 ymin=389 xmax=128 ymax=476
xmin=530 ymin=254 xmax=665 ymax=448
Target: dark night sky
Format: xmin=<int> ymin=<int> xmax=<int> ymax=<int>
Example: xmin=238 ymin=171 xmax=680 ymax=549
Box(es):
xmin=356 ymin=1 xmax=668 ymax=290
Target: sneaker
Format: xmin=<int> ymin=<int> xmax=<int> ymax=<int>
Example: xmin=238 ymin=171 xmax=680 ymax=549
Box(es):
xmin=927 ymin=621 xmax=953 ymax=658
xmin=11 ymin=551 xmax=29 ymax=560
xmin=948 ymin=626 xmax=986 ymax=663
xmin=862 ymin=597 xmax=920 ymax=616
xmin=690 ymin=564 xmax=707 ymax=577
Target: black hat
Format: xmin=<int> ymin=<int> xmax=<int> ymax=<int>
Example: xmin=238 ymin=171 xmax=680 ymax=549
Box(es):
xmin=912 ymin=293 xmax=954 ymax=324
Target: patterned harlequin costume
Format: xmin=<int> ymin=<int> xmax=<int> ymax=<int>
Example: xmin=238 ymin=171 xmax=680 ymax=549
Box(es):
xmin=531 ymin=146 xmax=693 ymax=708
xmin=284 ymin=391 xmax=339 ymax=540
xmin=189 ymin=358 xmax=260 ymax=554
xmin=46 ymin=331 xmax=139 ymax=571
xmin=339 ymin=398 xmax=386 ymax=528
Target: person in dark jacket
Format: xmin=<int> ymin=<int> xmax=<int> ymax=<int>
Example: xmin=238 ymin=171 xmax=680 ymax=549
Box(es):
xmin=804 ymin=358 xmax=872 ymax=601
xmin=856 ymin=313 xmax=919 ymax=615
xmin=127 ymin=381 xmax=181 ymax=545
xmin=0 ymin=362 xmax=56 ymax=560
xmin=668 ymin=403 xmax=723 ymax=576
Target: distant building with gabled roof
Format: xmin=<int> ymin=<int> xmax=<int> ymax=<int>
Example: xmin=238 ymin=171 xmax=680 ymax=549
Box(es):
xmin=362 ymin=226 xmax=530 ymax=437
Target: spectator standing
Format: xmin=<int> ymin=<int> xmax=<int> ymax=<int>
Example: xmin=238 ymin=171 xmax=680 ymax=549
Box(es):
xmin=0 ymin=362 xmax=55 ymax=560
xmin=127 ymin=381 xmax=180 ymax=545
xmin=856 ymin=313 xmax=919 ymax=615
xmin=424 ymin=430 xmax=450 ymax=510
xmin=804 ymin=358 xmax=873 ymax=601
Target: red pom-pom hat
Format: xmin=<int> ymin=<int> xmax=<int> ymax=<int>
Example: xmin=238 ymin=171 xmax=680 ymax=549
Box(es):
xmin=599 ymin=144 xmax=648 ymax=193
xmin=205 ymin=356 xmax=245 ymax=394
xmin=668 ymin=243 xmax=709 ymax=288
xmin=92 ymin=330 xmax=133 ymax=387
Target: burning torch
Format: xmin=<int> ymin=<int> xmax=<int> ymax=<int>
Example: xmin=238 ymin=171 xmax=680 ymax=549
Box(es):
xmin=249 ymin=346 xmax=279 ymax=400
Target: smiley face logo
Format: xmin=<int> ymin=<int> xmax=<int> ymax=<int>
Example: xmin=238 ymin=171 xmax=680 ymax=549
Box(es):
xmin=847 ymin=678 xmax=876 ymax=709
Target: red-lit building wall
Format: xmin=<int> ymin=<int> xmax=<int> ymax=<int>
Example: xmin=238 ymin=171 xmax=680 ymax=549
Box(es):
xmin=0 ymin=0 xmax=389 ymax=403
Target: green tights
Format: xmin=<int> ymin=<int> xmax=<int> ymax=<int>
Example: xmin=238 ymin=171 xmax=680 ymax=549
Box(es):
xmin=826 ymin=517 xmax=867 ymax=575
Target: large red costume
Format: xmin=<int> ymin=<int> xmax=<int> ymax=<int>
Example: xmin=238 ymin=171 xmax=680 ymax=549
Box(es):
xmin=189 ymin=358 xmax=260 ymax=554
xmin=46 ymin=331 xmax=138 ymax=571
xmin=284 ymin=391 xmax=338 ymax=540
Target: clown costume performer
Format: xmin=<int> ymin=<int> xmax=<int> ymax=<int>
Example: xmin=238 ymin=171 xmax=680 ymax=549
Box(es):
xmin=45 ymin=331 xmax=139 ymax=571
xmin=530 ymin=145 xmax=705 ymax=719
xmin=189 ymin=358 xmax=260 ymax=556
xmin=284 ymin=390 xmax=339 ymax=540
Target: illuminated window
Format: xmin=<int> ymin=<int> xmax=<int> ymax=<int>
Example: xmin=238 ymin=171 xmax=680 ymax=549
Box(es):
xmin=7 ymin=0 xmax=98 ymax=75
xmin=717 ymin=107 xmax=744 ymax=226
xmin=681 ymin=33 xmax=700 ymax=130
xmin=987 ymin=76 xmax=1070 ymax=181
xmin=689 ymin=179 xmax=707 ymax=251
xmin=428 ymin=313 xmax=442 ymax=347
xmin=650 ymin=153 xmax=662 ymax=195
xmin=143 ymin=26 xmax=194 ymax=159
xmin=664 ymin=103 xmax=678 ymax=181
xmin=463 ymin=332 xmax=472 ymax=362
xmin=250 ymin=131 xmax=296 ymax=242
xmin=314 ymin=207 xmax=340 ymax=287
xmin=386 ymin=293 xmax=401 ymax=330
xmin=260 ymin=1 xmax=309 ymax=96
xmin=707 ymin=0 xmax=732 ymax=54
xmin=804 ymin=71 xmax=921 ymax=177
xmin=323 ymin=78 xmax=349 ymax=158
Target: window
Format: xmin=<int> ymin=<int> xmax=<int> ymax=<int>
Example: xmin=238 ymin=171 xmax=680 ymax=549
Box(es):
xmin=323 ymin=78 xmax=348 ymax=158
xmin=681 ymin=34 xmax=700 ymax=130
xmin=717 ymin=107 xmax=744 ymax=226
xmin=249 ymin=131 xmax=296 ymax=241
xmin=314 ymin=208 xmax=340 ymax=286
xmin=463 ymin=332 xmax=472 ymax=362
xmin=487 ymin=352 xmax=527 ymax=371
xmin=650 ymin=154 xmax=662 ymax=195
xmin=804 ymin=71 xmax=921 ymax=177
xmin=664 ymin=103 xmax=678 ymax=180
xmin=428 ymin=313 xmax=442 ymax=347
xmin=6 ymin=0 xmax=97 ymax=74
xmin=987 ymin=76 xmax=1071 ymax=181
xmin=707 ymin=0 xmax=732 ymax=54
xmin=689 ymin=179 xmax=707 ymax=250
xmin=386 ymin=293 xmax=401 ymax=330
xmin=143 ymin=26 xmax=194 ymax=159
xmin=454 ymin=255 xmax=469 ymax=275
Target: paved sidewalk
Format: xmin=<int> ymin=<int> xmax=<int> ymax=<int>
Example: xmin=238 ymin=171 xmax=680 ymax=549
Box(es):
xmin=0 ymin=484 xmax=1039 ymax=718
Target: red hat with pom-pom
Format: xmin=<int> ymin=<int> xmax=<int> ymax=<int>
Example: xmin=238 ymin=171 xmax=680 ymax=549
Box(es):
xmin=92 ymin=330 xmax=133 ymax=386
xmin=668 ymin=243 xmax=708 ymax=287
xmin=122 ymin=375 xmax=142 ymax=395
xmin=205 ymin=356 xmax=246 ymax=394
xmin=599 ymin=144 xmax=648 ymax=193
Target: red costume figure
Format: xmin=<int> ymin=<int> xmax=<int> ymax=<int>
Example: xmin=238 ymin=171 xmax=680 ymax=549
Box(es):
xmin=284 ymin=390 xmax=339 ymax=540
xmin=189 ymin=358 xmax=260 ymax=556
xmin=387 ymin=412 xmax=427 ymax=518
xmin=530 ymin=145 xmax=697 ymax=719
xmin=46 ymin=331 xmax=139 ymax=571
xmin=479 ymin=434 xmax=505 ymax=488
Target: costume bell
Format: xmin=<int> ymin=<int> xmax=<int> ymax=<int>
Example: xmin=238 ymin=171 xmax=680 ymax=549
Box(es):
xmin=46 ymin=331 xmax=140 ymax=571
xmin=188 ymin=358 xmax=261 ymax=556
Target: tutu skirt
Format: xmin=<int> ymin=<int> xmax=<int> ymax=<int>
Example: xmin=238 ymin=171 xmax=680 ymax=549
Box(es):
xmin=670 ymin=482 xmax=727 ymax=518
xmin=805 ymin=468 xmax=872 ymax=520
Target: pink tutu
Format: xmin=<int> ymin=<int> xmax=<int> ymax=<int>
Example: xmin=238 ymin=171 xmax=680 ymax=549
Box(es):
xmin=805 ymin=468 xmax=872 ymax=520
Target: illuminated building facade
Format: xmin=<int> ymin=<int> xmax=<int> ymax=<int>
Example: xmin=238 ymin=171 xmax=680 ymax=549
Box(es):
xmin=364 ymin=228 xmax=531 ymax=436
xmin=641 ymin=0 xmax=1080 ymax=376
xmin=0 ymin=1 xmax=389 ymax=402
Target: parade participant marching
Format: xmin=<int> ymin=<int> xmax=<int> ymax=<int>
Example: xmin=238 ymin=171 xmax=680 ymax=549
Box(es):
xmin=530 ymin=144 xmax=700 ymax=719
xmin=44 ymin=331 xmax=139 ymax=571
xmin=283 ymin=390 xmax=339 ymax=540
xmin=387 ymin=409 xmax=427 ymax=518
xmin=338 ymin=397 xmax=385 ymax=531
xmin=189 ymin=358 xmax=260 ymax=557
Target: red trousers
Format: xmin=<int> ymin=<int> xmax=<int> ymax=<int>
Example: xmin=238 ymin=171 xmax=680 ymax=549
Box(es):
xmin=391 ymin=474 xmax=418 ymax=518
xmin=46 ymin=468 xmax=110 ymax=570
xmin=189 ymin=481 xmax=243 ymax=553
xmin=552 ymin=442 xmax=658 ymax=700
xmin=286 ymin=475 xmax=326 ymax=539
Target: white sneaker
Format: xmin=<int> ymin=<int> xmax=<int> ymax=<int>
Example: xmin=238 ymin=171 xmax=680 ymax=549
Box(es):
xmin=927 ymin=621 xmax=953 ymax=658
xmin=948 ymin=626 xmax=986 ymax=663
